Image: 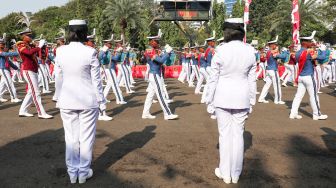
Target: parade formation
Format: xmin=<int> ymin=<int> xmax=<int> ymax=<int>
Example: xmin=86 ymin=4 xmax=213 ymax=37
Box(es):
xmin=0 ymin=0 xmax=335 ymax=186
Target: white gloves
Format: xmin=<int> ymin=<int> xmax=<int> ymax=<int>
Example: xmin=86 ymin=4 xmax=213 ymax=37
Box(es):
xmin=165 ymin=44 xmax=173 ymax=53
xmin=319 ymin=44 xmax=326 ymax=51
xmin=38 ymin=39 xmax=46 ymax=48
xmin=102 ymin=45 xmax=109 ymax=52
xmin=116 ymin=46 xmax=123 ymax=52
xmin=126 ymin=46 xmax=131 ymax=51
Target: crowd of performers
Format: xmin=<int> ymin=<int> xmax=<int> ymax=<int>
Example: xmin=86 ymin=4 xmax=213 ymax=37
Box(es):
xmin=0 ymin=27 xmax=335 ymax=121
xmin=0 ymin=17 xmax=335 ymax=184
xmin=176 ymin=32 xmax=335 ymax=120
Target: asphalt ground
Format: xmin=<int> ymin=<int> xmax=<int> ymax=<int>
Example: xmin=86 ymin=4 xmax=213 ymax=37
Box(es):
xmin=0 ymin=79 xmax=335 ymax=188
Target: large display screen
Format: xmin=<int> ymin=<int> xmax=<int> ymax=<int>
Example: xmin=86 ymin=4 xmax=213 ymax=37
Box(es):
xmin=155 ymin=0 xmax=211 ymax=21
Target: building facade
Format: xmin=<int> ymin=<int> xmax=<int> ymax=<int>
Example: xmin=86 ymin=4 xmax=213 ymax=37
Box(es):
xmin=225 ymin=0 xmax=237 ymax=15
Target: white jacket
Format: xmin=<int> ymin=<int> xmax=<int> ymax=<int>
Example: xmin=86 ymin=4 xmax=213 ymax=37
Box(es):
xmin=206 ymin=41 xmax=256 ymax=109
xmin=55 ymin=42 xmax=105 ymax=110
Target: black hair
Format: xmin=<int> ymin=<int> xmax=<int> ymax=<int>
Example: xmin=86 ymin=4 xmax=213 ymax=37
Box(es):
xmin=223 ymin=22 xmax=245 ymax=43
xmin=223 ymin=28 xmax=245 ymax=43
xmin=67 ymin=25 xmax=88 ymax=43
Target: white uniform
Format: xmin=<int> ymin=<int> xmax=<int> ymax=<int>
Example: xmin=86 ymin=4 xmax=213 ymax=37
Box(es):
xmin=0 ymin=68 xmax=18 ymax=99
xmin=11 ymin=60 xmax=24 ymax=82
xmin=54 ymin=42 xmax=105 ymax=181
xmin=206 ymin=41 xmax=256 ymax=181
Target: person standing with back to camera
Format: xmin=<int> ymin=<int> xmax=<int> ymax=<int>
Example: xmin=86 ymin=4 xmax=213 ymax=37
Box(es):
xmin=206 ymin=18 xmax=256 ymax=184
xmin=54 ymin=19 xmax=106 ymax=184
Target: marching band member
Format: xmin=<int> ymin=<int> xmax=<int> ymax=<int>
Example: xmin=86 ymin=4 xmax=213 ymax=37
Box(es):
xmin=195 ymin=44 xmax=208 ymax=95
xmin=99 ymin=35 xmax=127 ymax=106
xmin=290 ymin=31 xmax=328 ymax=120
xmin=279 ymin=47 xmax=291 ymax=87
xmin=54 ymin=20 xmax=105 ymax=184
xmin=188 ymin=46 xmax=199 ymax=87
xmin=206 ymin=18 xmax=256 ymax=184
xmin=201 ymin=33 xmax=216 ymax=103
xmin=11 ymin=55 xmax=24 ymax=83
xmin=116 ymin=39 xmax=134 ymax=93
xmin=142 ymin=31 xmax=178 ymax=120
xmin=258 ymin=36 xmax=286 ymax=104
xmin=18 ymin=28 xmax=53 ymax=119
xmin=38 ymin=39 xmax=52 ymax=94
xmin=127 ymin=47 xmax=136 ymax=85
xmin=0 ymin=38 xmax=22 ymax=103
xmin=177 ymin=47 xmax=188 ymax=83
xmin=283 ymin=45 xmax=298 ymax=87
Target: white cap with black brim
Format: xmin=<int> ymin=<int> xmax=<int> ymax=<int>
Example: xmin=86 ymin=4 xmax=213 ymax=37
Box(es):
xmin=18 ymin=28 xmax=32 ymax=36
xmin=223 ymin=18 xmax=244 ymax=34
xmin=267 ymin=35 xmax=279 ymax=44
xmin=299 ymin=31 xmax=316 ymax=41
xmin=147 ymin=29 xmax=162 ymax=40
xmin=103 ymin=34 xmax=114 ymax=43
xmin=217 ymin=37 xmax=224 ymax=42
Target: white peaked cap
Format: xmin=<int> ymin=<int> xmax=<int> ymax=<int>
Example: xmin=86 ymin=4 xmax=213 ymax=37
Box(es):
xmin=217 ymin=37 xmax=224 ymax=42
xmin=267 ymin=35 xmax=279 ymax=44
xmin=147 ymin=29 xmax=162 ymax=40
xmin=103 ymin=34 xmax=114 ymax=42
xmin=225 ymin=18 xmax=244 ymax=23
xmin=69 ymin=19 xmax=87 ymax=26
xmin=300 ymin=31 xmax=316 ymax=41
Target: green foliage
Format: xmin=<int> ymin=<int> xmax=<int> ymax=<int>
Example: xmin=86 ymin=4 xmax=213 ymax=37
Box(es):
xmin=231 ymin=1 xmax=244 ymax=18
xmin=209 ymin=2 xmax=226 ymax=39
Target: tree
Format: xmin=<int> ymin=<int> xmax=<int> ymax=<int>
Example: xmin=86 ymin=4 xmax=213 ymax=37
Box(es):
xmin=266 ymin=0 xmax=326 ymax=45
xmin=209 ymin=1 xmax=226 ymax=39
xmin=103 ymin=0 xmax=143 ymax=45
xmin=248 ymin=0 xmax=276 ymax=42
xmin=231 ymin=1 xmax=244 ymax=18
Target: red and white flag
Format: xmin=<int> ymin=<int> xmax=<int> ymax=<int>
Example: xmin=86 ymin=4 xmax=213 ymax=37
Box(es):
xmin=244 ymin=0 xmax=252 ymax=24
xmin=243 ymin=0 xmax=252 ymax=42
xmin=292 ymin=0 xmax=300 ymax=44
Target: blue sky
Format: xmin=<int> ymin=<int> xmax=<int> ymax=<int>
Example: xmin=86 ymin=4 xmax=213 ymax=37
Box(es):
xmin=0 ymin=0 xmax=69 ymax=18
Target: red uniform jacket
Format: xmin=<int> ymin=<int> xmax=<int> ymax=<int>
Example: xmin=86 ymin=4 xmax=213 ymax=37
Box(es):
xmin=18 ymin=43 xmax=40 ymax=73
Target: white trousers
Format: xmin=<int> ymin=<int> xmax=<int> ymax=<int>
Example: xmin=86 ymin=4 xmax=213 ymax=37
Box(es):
xmin=290 ymin=75 xmax=322 ymax=116
xmin=331 ymin=62 xmax=336 ymax=81
xmin=256 ymin=63 xmax=266 ymax=80
xmin=60 ymin=108 xmax=98 ymax=180
xmin=195 ymin=67 xmax=209 ymax=94
xmin=103 ymin=68 xmax=124 ymax=103
xmin=117 ymin=64 xmax=131 ymax=92
xmin=315 ymin=66 xmax=323 ymax=90
xmin=178 ymin=63 xmax=188 ymax=82
xmin=314 ymin=68 xmax=321 ymax=92
xmin=160 ymin=75 xmax=170 ymax=100
xmin=38 ymin=64 xmax=49 ymax=92
xmin=281 ymin=64 xmax=293 ymax=84
xmin=144 ymin=64 xmax=150 ymax=81
xmin=216 ymin=108 xmax=248 ymax=180
xmin=143 ymin=73 xmax=172 ymax=117
xmin=19 ymin=70 xmax=47 ymax=116
xmin=126 ymin=64 xmax=135 ymax=83
xmin=45 ymin=63 xmax=53 ymax=82
xmin=11 ymin=61 xmax=23 ymax=82
xmin=323 ymin=64 xmax=332 ymax=84
xmin=100 ymin=67 xmax=107 ymax=83
xmin=259 ymin=70 xmax=282 ymax=102
xmin=0 ymin=69 xmax=17 ymax=99
xmin=188 ymin=64 xmax=200 ymax=86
